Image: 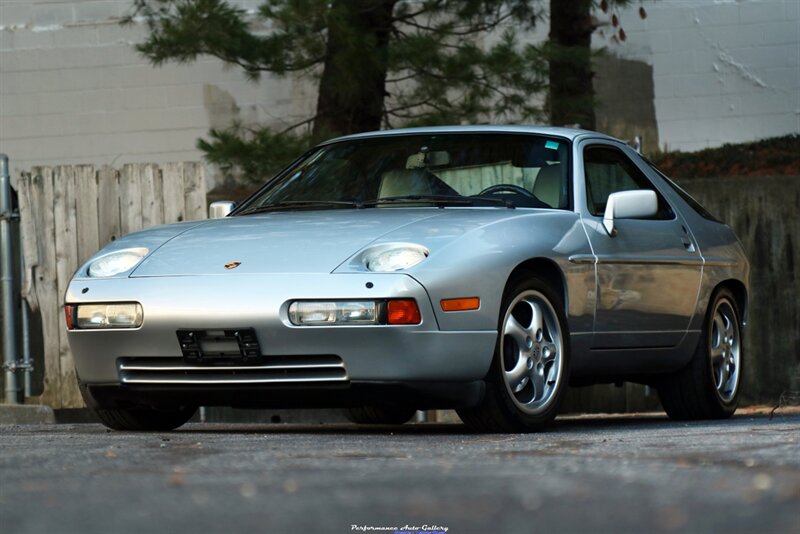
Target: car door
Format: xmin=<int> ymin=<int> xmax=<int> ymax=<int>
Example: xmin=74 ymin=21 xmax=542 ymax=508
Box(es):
xmin=575 ymin=140 xmax=703 ymax=349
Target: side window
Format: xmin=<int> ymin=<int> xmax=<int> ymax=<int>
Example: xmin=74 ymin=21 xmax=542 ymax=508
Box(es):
xmin=583 ymin=146 xmax=673 ymax=219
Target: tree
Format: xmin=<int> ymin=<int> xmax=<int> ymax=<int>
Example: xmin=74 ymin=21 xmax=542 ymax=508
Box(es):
xmin=547 ymin=0 xmax=647 ymax=130
xmin=548 ymin=0 xmax=596 ymax=129
xmin=128 ymin=0 xmax=549 ymax=180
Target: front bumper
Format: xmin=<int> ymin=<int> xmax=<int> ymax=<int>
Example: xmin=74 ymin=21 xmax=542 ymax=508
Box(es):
xmin=66 ymin=274 xmax=497 ymax=390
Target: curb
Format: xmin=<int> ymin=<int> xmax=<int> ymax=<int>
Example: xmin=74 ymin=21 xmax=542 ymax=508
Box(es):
xmin=0 ymin=404 xmax=56 ymax=424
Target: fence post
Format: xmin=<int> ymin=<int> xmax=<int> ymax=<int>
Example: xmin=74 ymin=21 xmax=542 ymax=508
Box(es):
xmin=20 ymin=248 xmax=32 ymax=398
xmin=0 ymin=154 xmax=20 ymax=404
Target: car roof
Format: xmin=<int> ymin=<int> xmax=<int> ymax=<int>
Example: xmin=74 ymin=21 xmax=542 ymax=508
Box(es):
xmin=320 ymin=124 xmax=620 ymax=145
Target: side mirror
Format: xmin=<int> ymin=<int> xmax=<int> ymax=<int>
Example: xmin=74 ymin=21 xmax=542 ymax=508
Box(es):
xmin=603 ymin=190 xmax=657 ymax=236
xmin=209 ymin=200 xmax=236 ymax=219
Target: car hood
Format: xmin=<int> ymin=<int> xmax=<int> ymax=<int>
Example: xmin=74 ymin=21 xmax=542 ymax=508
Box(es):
xmin=130 ymin=208 xmax=532 ymax=277
xmin=130 ymin=209 xmax=441 ymax=276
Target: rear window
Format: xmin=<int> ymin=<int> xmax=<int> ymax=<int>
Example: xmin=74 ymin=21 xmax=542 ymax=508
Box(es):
xmin=647 ymin=163 xmax=722 ymax=223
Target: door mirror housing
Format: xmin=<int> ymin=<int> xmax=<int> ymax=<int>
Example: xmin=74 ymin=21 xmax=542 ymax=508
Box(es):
xmin=209 ymin=200 xmax=236 ymax=219
xmin=603 ymin=190 xmax=658 ymax=236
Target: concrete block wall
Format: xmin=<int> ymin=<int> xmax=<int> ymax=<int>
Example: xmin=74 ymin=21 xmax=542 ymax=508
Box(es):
xmin=607 ymin=0 xmax=799 ymax=152
xmin=0 ymin=0 xmax=316 ymax=182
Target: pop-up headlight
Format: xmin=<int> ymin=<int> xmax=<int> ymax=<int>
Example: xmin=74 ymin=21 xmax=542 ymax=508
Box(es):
xmin=364 ymin=244 xmax=429 ymax=272
xmin=88 ymin=248 xmax=148 ymax=277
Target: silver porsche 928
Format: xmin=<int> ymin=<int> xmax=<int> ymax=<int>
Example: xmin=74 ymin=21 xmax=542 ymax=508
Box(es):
xmin=65 ymin=126 xmax=749 ymax=432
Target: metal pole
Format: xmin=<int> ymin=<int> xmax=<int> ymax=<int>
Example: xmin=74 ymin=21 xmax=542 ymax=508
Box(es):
xmin=0 ymin=153 xmax=20 ymax=404
xmin=20 ymin=252 xmax=32 ymax=398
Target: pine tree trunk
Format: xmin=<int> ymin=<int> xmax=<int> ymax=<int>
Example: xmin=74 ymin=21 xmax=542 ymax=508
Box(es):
xmin=312 ymin=1 xmax=396 ymax=140
xmin=548 ymin=0 xmax=596 ymax=130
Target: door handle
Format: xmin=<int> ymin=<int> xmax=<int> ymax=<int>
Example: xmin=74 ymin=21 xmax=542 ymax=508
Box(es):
xmin=680 ymin=225 xmax=696 ymax=253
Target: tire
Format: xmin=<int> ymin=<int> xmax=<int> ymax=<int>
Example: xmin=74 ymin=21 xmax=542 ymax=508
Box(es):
xmin=91 ymin=406 xmax=196 ymax=431
xmin=658 ymin=287 xmax=742 ymax=420
xmin=344 ymin=406 xmax=417 ymax=425
xmin=457 ymin=275 xmax=570 ymax=432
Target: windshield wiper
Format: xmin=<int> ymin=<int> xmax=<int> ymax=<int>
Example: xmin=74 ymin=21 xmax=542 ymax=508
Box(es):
xmin=365 ymin=195 xmax=514 ymax=208
xmin=468 ymin=196 xmax=516 ymax=208
xmin=238 ymin=200 xmax=364 ymax=215
xmin=239 ymin=195 xmax=515 ymax=215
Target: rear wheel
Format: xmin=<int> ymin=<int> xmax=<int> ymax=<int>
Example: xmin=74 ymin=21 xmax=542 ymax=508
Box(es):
xmin=343 ymin=406 xmax=417 ymax=425
xmin=658 ymin=288 xmax=742 ymax=420
xmin=458 ymin=275 xmax=570 ymax=432
xmin=91 ymin=406 xmax=196 ymax=431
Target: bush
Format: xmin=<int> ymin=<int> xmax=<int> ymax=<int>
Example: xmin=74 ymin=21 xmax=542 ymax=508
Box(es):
xmin=650 ymin=135 xmax=800 ymax=178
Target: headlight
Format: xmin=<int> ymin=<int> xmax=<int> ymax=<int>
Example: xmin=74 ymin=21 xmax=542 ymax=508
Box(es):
xmin=364 ymin=244 xmax=429 ymax=272
xmin=289 ymin=301 xmax=378 ymax=326
xmin=287 ymin=299 xmax=421 ymax=326
xmin=88 ymin=248 xmax=148 ymax=277
xmin=66 ymin=303 xmax=143 ymax=329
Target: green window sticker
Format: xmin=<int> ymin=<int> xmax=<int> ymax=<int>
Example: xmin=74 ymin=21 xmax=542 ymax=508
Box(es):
xmin=545 ymin=140 xmax=559 ymax=150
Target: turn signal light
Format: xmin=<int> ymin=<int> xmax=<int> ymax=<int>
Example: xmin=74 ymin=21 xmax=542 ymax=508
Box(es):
xmin=440 ymin=297 xmax=480 ymax=312
xmin=65 ymin=304 xmax=75 ymax=330
xmin=387 ymin=299 xmax=421 ymax=325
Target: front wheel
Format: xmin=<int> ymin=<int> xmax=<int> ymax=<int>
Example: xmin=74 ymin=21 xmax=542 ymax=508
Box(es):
xmin=458 ymin=275 xmax=570 ymax=432
xmin=658 ymin=287 xmax=742 ymax=420
xmin=91 ymin=406 xmax=196 ymax=431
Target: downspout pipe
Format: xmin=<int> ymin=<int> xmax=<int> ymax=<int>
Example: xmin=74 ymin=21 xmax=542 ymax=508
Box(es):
xmin=0 ymin=153 xmax=20 ymax=404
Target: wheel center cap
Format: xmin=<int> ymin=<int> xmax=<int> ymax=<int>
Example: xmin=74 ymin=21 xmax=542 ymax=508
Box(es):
xmin=532 ymin=346 xmax=541 ymax=359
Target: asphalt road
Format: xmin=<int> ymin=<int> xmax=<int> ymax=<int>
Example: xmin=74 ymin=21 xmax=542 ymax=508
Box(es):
xmin=1 ymin=413 xmax=798 ymax=534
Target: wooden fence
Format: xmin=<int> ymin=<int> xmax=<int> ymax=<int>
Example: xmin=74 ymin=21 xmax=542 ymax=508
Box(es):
xmin=16 ymin=163 xmax=207 ymax=408
xmin=10 ymin=164 xmax=797 ymax=413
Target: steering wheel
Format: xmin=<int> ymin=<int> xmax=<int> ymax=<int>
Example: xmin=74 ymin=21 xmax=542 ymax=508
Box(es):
xmin=478 ymin=184 xmax=538 ymax=200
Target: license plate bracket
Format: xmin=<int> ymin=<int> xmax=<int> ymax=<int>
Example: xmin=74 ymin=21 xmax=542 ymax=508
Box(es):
xmin=176 ymin=328 xmax=262 ymax=364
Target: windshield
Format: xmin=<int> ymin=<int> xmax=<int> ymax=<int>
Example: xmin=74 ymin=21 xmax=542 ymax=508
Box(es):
xmin=236 ymin=133 xmax=571 ymax=214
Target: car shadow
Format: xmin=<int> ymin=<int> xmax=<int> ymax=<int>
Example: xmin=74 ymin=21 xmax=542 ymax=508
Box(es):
xmin=163 ymin=412 xmax=778 ymax=435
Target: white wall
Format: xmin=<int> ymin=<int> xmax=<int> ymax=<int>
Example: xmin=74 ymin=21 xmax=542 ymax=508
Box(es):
xmin=1 ymin=0 xmax=798 ymax=176
xmin=606 ymin=0 xmax=799 ymax=151
xmin=0 ymin=0 xmax=315 ymax=178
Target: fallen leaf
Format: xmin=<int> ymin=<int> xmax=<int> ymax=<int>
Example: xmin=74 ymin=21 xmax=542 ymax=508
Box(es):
xmin=283 ymin=479 xmax=299 ymax=493
xmin=168 ymin=472 xmax=185 ymax=487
